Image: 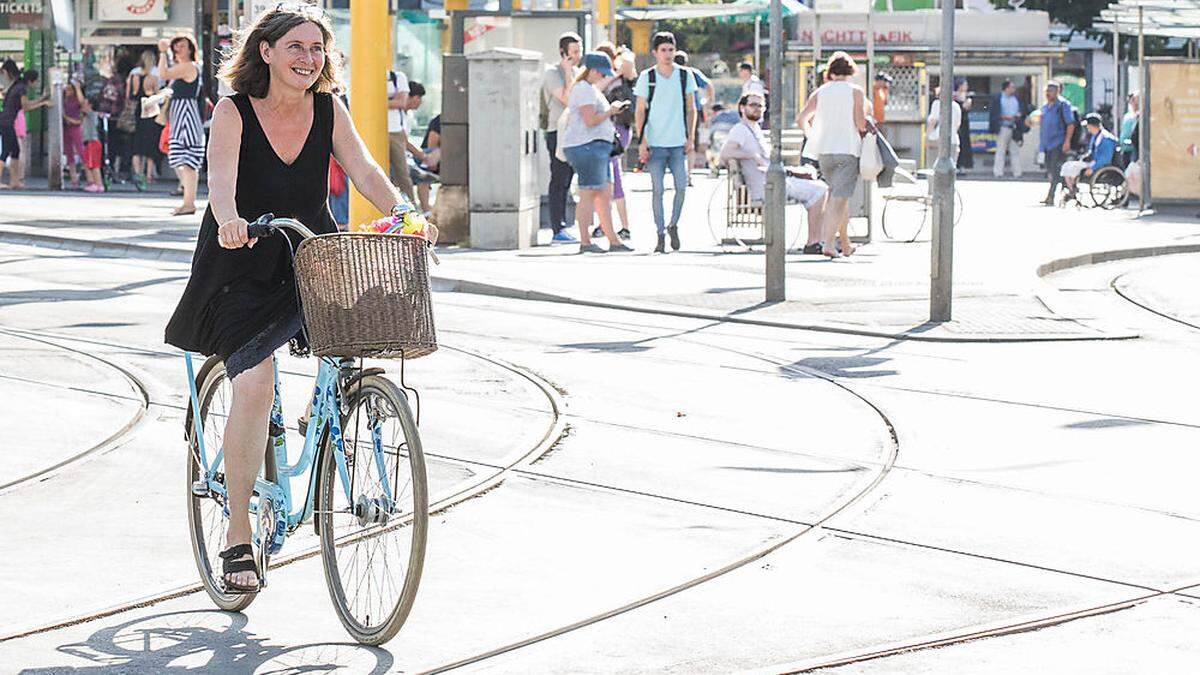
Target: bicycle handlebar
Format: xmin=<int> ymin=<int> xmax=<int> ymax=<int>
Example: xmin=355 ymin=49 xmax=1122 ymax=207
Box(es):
xmin=246 ymin=213 xmax=318 ymax=241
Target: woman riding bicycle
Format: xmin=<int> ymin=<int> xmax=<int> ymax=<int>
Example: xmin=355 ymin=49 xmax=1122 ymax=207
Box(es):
xmin=165 ymin=4 xmax=416 ymax=594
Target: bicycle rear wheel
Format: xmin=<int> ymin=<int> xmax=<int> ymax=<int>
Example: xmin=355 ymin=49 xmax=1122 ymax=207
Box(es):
xmin=186 ymin=357 xmax=256 ymax=612
xmin=317 ymin=374 xmax=428 ymax=646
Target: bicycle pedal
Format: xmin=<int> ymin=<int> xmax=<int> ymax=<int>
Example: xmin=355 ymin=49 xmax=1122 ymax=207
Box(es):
xmin=190 ymin=480 xmax=209 ymax=497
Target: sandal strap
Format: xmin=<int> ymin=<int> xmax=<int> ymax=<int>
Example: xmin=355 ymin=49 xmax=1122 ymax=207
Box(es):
xmin=223 ymin=558 xmax=259 ymax=575
xmin=219 ymin=543 xmax=254 ymax=561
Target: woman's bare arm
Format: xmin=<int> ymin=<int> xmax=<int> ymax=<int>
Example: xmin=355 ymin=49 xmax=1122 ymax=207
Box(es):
xmin=206 ymin=98 xmax=243 ymax=228
xmin=796 ymin=90 xmax=819 ymax=128
xmin=330 ymin=95 xmax=406 ymax=214
xmin=853 ymin=88 xmax=867 ymax=134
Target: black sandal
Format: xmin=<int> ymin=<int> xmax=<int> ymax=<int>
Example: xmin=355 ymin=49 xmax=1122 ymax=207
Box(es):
xmin=219 ymin=543 xmax=261 ymax=594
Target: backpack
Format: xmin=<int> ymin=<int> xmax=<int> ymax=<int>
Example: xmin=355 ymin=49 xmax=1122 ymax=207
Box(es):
xmin=605 ymin=77 xmax=635 ymax=129
xmin=639 ymin=66 xmax=688 ymax=142
xmin=1056 ymin=100 xmax=1085 ymax=152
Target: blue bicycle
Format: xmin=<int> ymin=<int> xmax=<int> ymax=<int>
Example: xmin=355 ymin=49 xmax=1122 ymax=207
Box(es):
xmin=184 ymin=216 xmax=430 ymax=645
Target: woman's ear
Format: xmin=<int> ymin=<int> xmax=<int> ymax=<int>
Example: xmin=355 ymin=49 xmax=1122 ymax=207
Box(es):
xmin=259 ymin=40 xmax=271 ymax=65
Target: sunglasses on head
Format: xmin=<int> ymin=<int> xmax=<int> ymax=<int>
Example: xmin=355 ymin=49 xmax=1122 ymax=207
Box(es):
xmin=274 ymin=1 xmax=325 ymax=17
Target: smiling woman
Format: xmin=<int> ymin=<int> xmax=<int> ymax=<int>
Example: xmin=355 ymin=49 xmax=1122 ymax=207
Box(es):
xmin=164 ymin=4 xmax=415 ymax=595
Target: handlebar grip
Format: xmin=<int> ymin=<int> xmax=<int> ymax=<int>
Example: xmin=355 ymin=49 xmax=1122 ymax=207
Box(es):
xmin=246 ymin=213 xmax=275 ymax=239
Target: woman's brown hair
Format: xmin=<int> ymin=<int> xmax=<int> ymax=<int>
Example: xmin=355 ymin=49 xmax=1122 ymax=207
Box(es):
xmin=826 ymin=51 xmax=857 ymax=77
xmin=170 ymin=34 xmax=198 ymax=62
xmin=218 ymin=6 xmax=340 ymax=99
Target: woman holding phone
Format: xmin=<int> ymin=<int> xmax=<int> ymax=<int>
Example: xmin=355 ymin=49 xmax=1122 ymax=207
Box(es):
xmin=560 ymin=51 xmax=633 ymax=254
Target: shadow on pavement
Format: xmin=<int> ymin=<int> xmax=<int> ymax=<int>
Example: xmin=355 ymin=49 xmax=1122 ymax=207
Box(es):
xmin=22 ymin=610 xmax=392 ymax=674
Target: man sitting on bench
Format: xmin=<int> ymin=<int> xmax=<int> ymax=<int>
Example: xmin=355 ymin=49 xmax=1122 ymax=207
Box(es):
xmin=719 ymin=93 xmax=829 ymax=254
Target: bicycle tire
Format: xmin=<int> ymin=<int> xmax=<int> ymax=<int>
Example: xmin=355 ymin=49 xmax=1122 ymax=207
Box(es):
xmin=317 ymin=374 xmax=428 ymax=646
xmin=186 ymin=357 xmax=257 ymax=612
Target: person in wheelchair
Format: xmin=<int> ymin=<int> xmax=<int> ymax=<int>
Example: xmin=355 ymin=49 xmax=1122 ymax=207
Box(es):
xmin=719 ymin=92 xmax=829 ymax=254
xmin=1060 ymin=114 xmax=1119 ymax=204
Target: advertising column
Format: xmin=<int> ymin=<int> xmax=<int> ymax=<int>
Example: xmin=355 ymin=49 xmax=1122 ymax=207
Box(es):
xmin=1148 ymin=60 xmax=1200 ymax=204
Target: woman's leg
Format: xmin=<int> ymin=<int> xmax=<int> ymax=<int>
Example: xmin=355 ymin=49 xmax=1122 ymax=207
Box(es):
xmin=222 ymin=356 xmax=275 ymax=587
xmin=575 ymin=187 xmax=595 ymax=246
xmin=614 ymin=197 xmax=630 ymax=232
xmin=594 ymin=184 xmax=620 ymax=245
xmin=178 ymin=165 xmax=198 ymax=212
xmin=823 ymin=196 xmax=848 ymax=256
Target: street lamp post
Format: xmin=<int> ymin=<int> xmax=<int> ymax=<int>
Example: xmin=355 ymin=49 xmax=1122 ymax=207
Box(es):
xmin=765 ymin=0 xmax=786 ymax=302
xmin=929 ymin=0 xmax=955 ymax=322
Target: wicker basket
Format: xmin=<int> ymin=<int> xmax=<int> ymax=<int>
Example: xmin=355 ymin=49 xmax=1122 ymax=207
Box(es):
xmin=293 ymin=233 xmax=437 ymax=359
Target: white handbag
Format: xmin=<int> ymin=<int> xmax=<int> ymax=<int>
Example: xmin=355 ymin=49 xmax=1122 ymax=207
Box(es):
xmin=859 ymin=131 xmax=883 ymax=180
xmin=554 ymin=108 xmax=570 ymax=162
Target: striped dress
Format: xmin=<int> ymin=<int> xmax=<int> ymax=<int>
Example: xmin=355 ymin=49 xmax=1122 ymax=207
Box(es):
xmin=168 ymin=64 xmax=205 ymax=170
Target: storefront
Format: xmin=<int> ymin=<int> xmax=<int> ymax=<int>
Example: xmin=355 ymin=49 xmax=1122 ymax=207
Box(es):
xmin=74 ymin=0 xmax=198 ymax=83
xmin=1 ymin=1 xmax=54 ymax=174
xmin=788 ymin=8 xmax=1068 ymax=171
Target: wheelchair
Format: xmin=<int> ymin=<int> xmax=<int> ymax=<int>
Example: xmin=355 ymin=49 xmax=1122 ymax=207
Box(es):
xmin=1062 ymin=152 xmax=1129 ymax=210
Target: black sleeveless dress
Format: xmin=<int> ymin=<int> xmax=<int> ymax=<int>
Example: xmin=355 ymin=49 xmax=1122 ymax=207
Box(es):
xmin=165 ymin=92 xmax=337 ymax=376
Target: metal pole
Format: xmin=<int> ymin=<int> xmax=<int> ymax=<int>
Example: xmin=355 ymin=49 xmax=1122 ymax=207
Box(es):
xmin=929 ymin=0 xmax=955 ymax=322
xmin=813 ymin=12 xmax=822 ymax=77
xmin=1112 ymin=17 xmax=1120 ymax=115
xmin=755 ymin=16 xmax=762 ymax=72
xmin=48 ymin=71 xmax=63 ymax=191
xmin=1138 ymin=6 xmax=1150 ymax=211
xmin=765 ymin=0 xmax=786 ymax=302
xmin=865 ymin=7 xmax=875 ymax=241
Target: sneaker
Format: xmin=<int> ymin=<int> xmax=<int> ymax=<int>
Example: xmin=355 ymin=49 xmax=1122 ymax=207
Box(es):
xmin=83 ymin=183 xmax=104 ymax=193
xmin=617 ymin=228 xmax=631 ymax=240
xmin=667 ymin=226 xmax=681 ymax=251
xmin=591 ymin=226 xmax=602 ymax=238
xmin=133 ymin=173 xmax=146 ymax=192
xmin=802 ymin=242 xmax=823 ymax=255
xmin=608 ymin=243 xmax=634 ymax=253
xmin=579 ymin=243 xmax=606 ymax=254
xmin=552 ymin=229 xmax=578 ymax=243
xmin=654 ymin=234 xmax=667 ymax=254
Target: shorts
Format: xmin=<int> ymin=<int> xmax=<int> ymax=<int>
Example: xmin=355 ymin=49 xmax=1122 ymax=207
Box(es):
xmin=786 ymin=176 xmax=828 ymax=208
xmin=84 ymin=141 xmax=103 ymax=170
xmin=1060 ymin=160 xmax=1089 ymax=179
xmin=0 ymin=124 xmax=19 ymax=161
xmin=818 ymin=153 xmax=860 ymax=198
xmin=562 ymin=139 xmax=613 ymax=190
xmin=63 ymin=124 xmax=84 ymax=163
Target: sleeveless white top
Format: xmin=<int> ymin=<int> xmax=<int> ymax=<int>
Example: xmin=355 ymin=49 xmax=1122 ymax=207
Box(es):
xmin=812 ymin=80 xmax=861 ymax=157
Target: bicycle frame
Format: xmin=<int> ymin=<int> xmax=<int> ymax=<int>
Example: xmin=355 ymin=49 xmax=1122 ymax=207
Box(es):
xmin=185 ymin=352 xmax=392 ymax=554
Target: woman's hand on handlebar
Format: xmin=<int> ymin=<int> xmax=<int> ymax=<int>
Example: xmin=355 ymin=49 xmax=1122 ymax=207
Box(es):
xmin=217 ymin=217 xmax=256 ymax=249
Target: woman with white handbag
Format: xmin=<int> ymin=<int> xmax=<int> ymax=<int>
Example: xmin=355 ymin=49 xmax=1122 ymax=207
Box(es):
xmin=796 ymin=51 xmax=868 ymax=258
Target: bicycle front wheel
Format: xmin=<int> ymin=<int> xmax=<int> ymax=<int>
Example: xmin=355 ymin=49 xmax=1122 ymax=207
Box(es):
xmin=317 ymin=374 xmax=428 ymax=646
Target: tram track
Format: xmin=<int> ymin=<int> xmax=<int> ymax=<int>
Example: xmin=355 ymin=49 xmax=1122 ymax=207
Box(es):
xmin=1110 ymin=271 xmax=1200 ymax=332
xmin=0 ymin=328 xmax=151 ymax=497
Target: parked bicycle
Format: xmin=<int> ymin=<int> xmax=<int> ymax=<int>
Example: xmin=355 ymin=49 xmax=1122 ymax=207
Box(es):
xmin=880 ymin=169 xmax=964 ymax=243
xmin=183 ymin=214 xmax=434 ymax=645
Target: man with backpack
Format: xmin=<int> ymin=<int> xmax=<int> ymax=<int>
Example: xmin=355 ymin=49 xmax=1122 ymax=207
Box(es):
xmin=386 ymin=67 xmax=414 ymax=203
xmin=634 ymin=32 xmax=698 ymax=253
xmin=1038 ymin=81 xmax=1077 ymax=206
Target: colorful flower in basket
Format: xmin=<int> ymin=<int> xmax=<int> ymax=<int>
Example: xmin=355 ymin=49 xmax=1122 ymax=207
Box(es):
xmin=356 ymin=210 xmax=430 ymax=238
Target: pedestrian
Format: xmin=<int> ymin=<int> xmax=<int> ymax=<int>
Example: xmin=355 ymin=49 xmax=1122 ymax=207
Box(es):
xmin=1037 ymin=81 xmax=1076 ymax=206
xmin=871 ymin=72 xmax=892 ymax=135
xmin=738 ymin=61 xmax=766 ymax=98
xmin=954 ymin=78 xmax=974 ymax=171
xmin=561 ymin=52 xmax=632 ymax=254
xmin=399 ymin=81 xmax=436 ymax=215
xmin=543 ymin=31 xmax=583 ymax=243
xmin=796 ymin=51 xmax=867 ymax=259
xmin=164 ymin=4 xmax=419 ymax=593
xmin=988 ymin=79 xmax=1027 ymax=178
xmin=0 ymin=62 xmax=52 ymax=190
xmin=416 ymin=112 xmax=441 ymax=216
xmin=926 ymin=86 xmax=962 ymax=167
xmin=595 ymin=42 xmax=634 ymax=240
xmin=62 ymin=75 xmax=87 ymax=190
xmin=327 ymin=49 xmax=349 ymax=228
xmin=80 ymin=98 xmax=104 ymax=193
xmin=130 ymin=50 xmax=164 ymax=191
xmin=157 ymin=34 xmax=204 ymax=215
xmin=1059 ymin=113 xmax=1118 ymax=203
xmin=634 ymin=31 xmax=698 ymax=253
xmin=386 ymin=64 xmax=415 ymax=204
xmin=673 ymin=50 xmax=714 ymax=180
xmin=1119 ymin=91 xmax=1139 ymax=163
xmin=720 ymin=93 xmax=829 ymax=254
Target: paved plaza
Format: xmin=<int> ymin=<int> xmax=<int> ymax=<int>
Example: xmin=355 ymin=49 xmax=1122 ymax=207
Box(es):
xmin=0 ymin=175 xmax=1199 ymax=673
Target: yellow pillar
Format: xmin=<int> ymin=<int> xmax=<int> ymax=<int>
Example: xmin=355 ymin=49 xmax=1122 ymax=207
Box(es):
xmin=629 ymin=0 xmax=651 ymax=54
xmin=349 ymin=0 xmax=391 ymax=227
xmin=596 ymin=0 xmax=611 ymax=30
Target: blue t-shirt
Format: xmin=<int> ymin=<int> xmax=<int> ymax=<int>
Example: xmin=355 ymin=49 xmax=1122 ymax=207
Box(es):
xmin=634 ymin=65 xmax=698 ymax=148
xmin=1039 ymin=99 xmax=1072 ymax=152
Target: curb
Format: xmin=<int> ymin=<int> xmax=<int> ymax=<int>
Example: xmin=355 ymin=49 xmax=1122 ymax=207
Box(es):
xmin=0 ymin=226 xmax=1154 ymax=344
xmin=1037 ymin=244 xmax=1200 ymax=278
